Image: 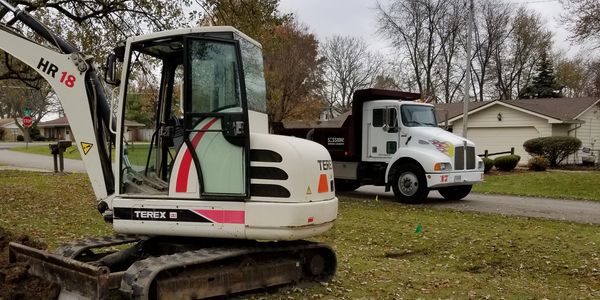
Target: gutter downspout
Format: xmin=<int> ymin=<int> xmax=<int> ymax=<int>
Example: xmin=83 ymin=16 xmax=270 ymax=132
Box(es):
xmin=568 ymin=123 xmax=582 ymax=164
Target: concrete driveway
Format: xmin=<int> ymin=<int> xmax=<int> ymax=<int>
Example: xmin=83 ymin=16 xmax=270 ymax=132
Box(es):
xmin=344 ymin=185 xmax=600 ymax=225
xmin=0 ymin=143 xmax=85 ymax=172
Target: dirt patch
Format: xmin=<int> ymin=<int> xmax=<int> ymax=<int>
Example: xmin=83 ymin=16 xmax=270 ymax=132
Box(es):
xmin=486 ymin=167 xmax=530 ymax=176
xmin=0 ymin=227 xmax=60 ymax=300
xmin=553 ymin=164 xmax=600 ymax=171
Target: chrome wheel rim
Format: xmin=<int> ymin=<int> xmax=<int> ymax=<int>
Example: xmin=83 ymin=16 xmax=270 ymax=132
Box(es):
xmin=398 ymin=171 xmax=419 ymax=196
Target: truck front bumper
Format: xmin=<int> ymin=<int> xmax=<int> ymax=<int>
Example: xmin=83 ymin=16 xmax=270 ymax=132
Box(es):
xmin=426 ymin=171 xmax=484 ymax=189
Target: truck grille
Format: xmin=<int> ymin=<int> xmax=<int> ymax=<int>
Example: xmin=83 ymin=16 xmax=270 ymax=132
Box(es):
xmin=454 ymin=146 xmax=476 ymax=170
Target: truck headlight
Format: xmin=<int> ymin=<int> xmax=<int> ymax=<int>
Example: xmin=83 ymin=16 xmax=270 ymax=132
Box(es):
xmin=478 ymin=161 xmax=484 ymax=169
xmin=434 ymin=162 xmax=452 ymax=171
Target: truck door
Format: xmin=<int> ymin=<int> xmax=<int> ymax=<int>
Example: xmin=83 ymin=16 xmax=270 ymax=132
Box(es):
xmin=367 ymin=106 xmax=400 ymax=159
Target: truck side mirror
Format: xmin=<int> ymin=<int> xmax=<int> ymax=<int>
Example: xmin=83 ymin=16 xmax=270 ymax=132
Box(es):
xmin=104 ymin=54 xmax=121 ymax=86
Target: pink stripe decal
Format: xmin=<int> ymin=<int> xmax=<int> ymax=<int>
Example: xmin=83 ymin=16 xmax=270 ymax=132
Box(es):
xmin=193 ymin=209 xmax=245 ymax=224
xmin=175 ymin=118 xmax=219 ymax=193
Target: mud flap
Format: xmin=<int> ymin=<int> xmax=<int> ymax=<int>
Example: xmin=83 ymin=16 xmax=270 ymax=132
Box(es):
xmin=8 ymin=242 xmax=121 ymax=300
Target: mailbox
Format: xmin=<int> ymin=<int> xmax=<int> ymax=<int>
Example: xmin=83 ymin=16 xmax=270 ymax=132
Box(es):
xmin=48 ymin=140 xmax=73 ymax=172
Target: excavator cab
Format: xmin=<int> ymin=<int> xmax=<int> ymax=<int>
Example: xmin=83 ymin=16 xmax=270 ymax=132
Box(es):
xmin=117 ymin=30 xmax=265 ymax=198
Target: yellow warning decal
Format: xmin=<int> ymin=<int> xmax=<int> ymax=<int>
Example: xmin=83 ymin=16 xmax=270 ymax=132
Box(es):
xmin=306 ymin=186 xmax=312 ymax=195
xmin=81 ymin=142 xmax=93 ymax=155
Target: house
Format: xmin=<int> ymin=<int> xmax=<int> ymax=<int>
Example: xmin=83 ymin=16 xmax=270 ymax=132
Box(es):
xmin=38 ymin=116 xmax=145 ymax=141
xmin=435 ymin=97 xmax=600 ymax=162
xmin=0 ymin=118 xmax=21 ymax=141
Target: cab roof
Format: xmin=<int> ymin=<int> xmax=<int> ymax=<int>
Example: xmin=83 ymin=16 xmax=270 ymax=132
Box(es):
xmin=127 ymin=26 xmax=262 ymax=48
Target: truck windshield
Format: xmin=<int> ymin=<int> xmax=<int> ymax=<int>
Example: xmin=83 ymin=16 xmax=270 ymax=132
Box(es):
xmin=401 ymin=105 xmax=438 ymax=127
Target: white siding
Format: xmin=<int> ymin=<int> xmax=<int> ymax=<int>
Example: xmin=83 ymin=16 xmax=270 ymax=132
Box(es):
xmin=569 ymin=104 xmax=600 ymax=163
xmin=452 ymin=103 xmax=552 ymax=162
xmin=573 ymin=104 xmax=600 ymax=153
xmin=552 ymin=124 xmax=570 ymax=137
xmin=468 ymin=127 xmax=539 ymax=161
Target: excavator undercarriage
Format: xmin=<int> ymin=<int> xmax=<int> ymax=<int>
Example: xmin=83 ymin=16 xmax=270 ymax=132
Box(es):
xmin=9 ymin=236 xmax=336 ymax=299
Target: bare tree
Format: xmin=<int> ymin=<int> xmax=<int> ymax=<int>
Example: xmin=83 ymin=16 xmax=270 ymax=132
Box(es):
xmin=561 ymin=0 xmax=600 ymax=48
xmin=320 ymin=35 xmax=383 ymax=115
xmin=553 ymin=53 xmax=586 ymax=98
xmin=492 ymin=7 xmax=552 ymax=100
xmin=471 ymin=0 xmax=512 ymax=102
xmin=435 ymin=0 xmax=467 ymax=103
xmin=584 ymin=59 xmax=600 ymax=97
xmin=377 ymin=0 xmax=453 ymax=100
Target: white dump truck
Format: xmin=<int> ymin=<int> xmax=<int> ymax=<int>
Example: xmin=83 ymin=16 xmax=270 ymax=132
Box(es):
xmin=274 ymin=88 xmax=485 ymax=203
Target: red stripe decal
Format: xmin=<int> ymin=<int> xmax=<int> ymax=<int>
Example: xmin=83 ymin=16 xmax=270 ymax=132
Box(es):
xmin=175 ymin=118 xmax=219 ymax=193
xmin=193 ymin=210 xmax=245 ymax=224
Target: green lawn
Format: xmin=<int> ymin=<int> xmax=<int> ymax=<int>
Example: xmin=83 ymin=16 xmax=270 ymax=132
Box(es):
xmin=474 ymin=170 xmax=600 ymax=201
xmin=1 ymin=170 xmax=600 ymax=298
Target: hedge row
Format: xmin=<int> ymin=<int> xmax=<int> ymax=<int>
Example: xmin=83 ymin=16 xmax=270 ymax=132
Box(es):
xmin=481 ymin=154 xmax=521 ymax=173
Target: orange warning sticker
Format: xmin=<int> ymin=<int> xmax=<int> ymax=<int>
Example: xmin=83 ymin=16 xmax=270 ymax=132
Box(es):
xmin=318 ymin=174 xmax=329 ymax=193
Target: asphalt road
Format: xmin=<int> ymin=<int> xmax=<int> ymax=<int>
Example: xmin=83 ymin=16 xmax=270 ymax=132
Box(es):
xmin=344 ymin=185 xmax=600 ymax=225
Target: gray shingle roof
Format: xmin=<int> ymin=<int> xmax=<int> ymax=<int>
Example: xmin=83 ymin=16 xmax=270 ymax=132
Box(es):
xmin=434 ymin=97 xmax=600 ymax=122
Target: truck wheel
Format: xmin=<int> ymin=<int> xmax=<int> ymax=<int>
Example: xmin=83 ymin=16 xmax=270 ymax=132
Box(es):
xmin=438 ymin=185 xmax=472 ymax=200
xmin=334 ymin=179 xmax=360 ymax=192
xmin=391 ymin=163 xmax=429 ymax=204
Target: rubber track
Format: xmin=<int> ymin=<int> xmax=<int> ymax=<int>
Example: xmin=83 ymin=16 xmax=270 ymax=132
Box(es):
xmin=120 ymin=242 xmax=334 ymax=300
xmin=53 ymin=234 xmax=142 ymax=258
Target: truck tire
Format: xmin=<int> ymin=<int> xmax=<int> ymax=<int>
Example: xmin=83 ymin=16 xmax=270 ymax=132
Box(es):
xmin=334 ymin=179 xmax=360 ymax=192
xmin=438 ymin=185 xmax=472 ymax=201
xmin=391 ymin=163 xmax=429 ymax=204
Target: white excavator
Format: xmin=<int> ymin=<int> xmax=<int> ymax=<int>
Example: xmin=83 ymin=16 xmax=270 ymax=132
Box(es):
xmin=0 ymin=1 xmax=338 ymax=299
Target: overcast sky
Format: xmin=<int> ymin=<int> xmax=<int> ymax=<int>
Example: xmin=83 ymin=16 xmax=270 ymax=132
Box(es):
xmin=278 ymin=0 xmax=586 ymax=57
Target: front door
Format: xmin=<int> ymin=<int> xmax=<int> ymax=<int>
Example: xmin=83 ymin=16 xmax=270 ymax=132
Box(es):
xmin=367 ymin=106 xmax=399 ymax=159
xmin=181 ymin=38 xmax=249 ymax=198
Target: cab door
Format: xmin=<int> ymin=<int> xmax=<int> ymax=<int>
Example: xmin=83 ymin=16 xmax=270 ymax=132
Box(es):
xmin=179 ymin=37 xmax=249 ymax=198
xmin=367 ymin=106 xmax=400 ymax=159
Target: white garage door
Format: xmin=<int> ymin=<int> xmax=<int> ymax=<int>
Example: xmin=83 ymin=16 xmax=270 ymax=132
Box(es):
xmin=467 ymin=127 xmax=540 ymax=162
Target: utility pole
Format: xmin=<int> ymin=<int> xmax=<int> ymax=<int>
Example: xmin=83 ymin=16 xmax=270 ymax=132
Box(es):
xmin=462 ymin=0 xmax=474 ymax=138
